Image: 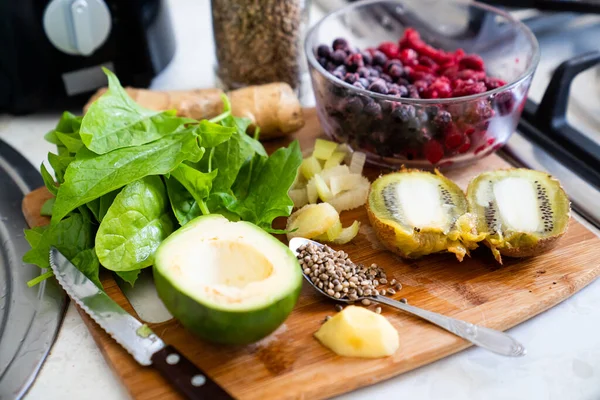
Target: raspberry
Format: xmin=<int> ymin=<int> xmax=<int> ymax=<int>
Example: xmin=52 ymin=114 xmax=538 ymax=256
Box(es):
xmin=424 ymin=140 xmax=444 ymax=164
xmin=444 ymin=130 xmax=464 ymax=149
xmin=457 ymin=137 xmax=471 ymax=153
xmin=493 ymin=91 xmax=515 ymax=115
xmin=418 ymin=55 xmax=437 ymax=69
xmin=452 ymin=80 xmax=487 ymax=97
xmin=399 ymin=48 xmax=418 ymax=66
xmin=484 ymin=77 xmax=506 ymax=90
xmin=344 ymin=53 xmax=364 ymax=72
xmin=424 ymin=78 xmax=452 ymax=99
xmin=459 ymin=55 xmax=485 ymax=71
xmin=378 ymin=42 xmax=399 ymax=59
xmin=456 ymin=69 xmax=486 ymax=81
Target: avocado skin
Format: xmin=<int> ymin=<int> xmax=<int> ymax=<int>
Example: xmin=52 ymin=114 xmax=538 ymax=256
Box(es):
xmin=153 ymin=265 xmax=302 ymax=345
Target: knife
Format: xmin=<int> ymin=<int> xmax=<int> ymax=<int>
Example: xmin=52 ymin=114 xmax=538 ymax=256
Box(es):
xmin=49 ymin=247 xmax=235 ymax=400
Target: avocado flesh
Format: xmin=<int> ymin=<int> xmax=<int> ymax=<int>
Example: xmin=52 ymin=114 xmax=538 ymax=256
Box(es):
xmin=467 ymin=169 xmax=570 ymax=262
xmin=367 ymin=171 xmax=482 ymax=261
xmin=154 ymin=215 xmax=302 ymax=344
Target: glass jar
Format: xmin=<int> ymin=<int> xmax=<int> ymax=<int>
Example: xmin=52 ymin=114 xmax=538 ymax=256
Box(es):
xmin=211 ymin=0 xmax=309 ymax=91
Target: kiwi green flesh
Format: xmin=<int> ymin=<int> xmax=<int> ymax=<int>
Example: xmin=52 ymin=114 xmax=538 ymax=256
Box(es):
xmin=467 ymin=169 xmax=570 ymax=249
xmin=370 ymin=171 xmax=468 ymax=234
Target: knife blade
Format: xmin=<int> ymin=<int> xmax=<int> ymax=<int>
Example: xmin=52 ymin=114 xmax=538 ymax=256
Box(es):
xmin=49 ymin=247 xmax=234 ymax=400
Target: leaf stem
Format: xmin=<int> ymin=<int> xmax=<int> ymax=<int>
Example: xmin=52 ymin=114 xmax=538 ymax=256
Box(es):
xmin=253 ymin=126 xmax=261 ymax=141
xmin=198 ymin=199 xmax=210 ymax=215
xmin=208 ymin=147 xmax=215 ymax=172
xmin=209 ymin=110 xmax=231 ymax=124
xmin=27 ymin=270 xmax=54 ymax=287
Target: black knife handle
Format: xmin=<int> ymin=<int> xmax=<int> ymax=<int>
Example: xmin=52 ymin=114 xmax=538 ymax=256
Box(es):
xmin=151 ymin=345 xmax=235 ymax=400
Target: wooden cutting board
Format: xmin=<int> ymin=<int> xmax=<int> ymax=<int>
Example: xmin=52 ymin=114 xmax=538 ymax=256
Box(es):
xmin=23 ymin=108 xmax=600 ymax=400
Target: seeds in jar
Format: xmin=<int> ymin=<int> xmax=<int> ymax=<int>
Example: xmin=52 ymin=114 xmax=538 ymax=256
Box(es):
xmin=296 ymin=242 xmax=388 ymax=303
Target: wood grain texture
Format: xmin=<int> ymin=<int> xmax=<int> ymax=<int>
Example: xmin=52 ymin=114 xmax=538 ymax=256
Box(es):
xmin=23 ymin=108 xmax=600 ymax=400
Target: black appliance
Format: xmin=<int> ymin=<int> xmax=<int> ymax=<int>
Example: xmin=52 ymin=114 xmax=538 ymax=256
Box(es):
xmin=0 ymin=0 xmax=176 ymax=114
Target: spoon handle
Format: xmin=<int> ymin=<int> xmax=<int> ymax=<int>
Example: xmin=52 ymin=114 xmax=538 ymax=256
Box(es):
xmin=372 ymin=295 xmax=526 ymax=357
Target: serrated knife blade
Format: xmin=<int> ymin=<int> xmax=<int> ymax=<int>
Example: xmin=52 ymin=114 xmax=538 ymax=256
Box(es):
xmin=49 ymin=247 xmax=234 ymax=400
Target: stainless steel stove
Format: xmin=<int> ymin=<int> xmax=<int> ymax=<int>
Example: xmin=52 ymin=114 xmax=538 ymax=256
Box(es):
xmin=312 ymin=1 xmax=600 ymax=228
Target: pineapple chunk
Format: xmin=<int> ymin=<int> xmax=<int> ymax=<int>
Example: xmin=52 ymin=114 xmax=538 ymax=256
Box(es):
xmin=306 ymin=178 xmax=318 ymax=204
xmin=315 ymin=306 xmax=399 ymax=358
xmin=313 ymin=174 xmax=333 ymax=202
xmin=329 ymin=174 xmax=365 ymax=196
xmin=300 ymin=157 xmax=322 ymax=180
xmin=286 ymin=203 xmax=340 ymax=240
xmin=323 ymin=151 xmax=346 ymax=170
xmin=332 ymin=221 xmax=361 ymax=244
xmin=289 ymin=188 xmax=308 ymax=208
xmin=313 ymin=139 xmax=339 ymax=160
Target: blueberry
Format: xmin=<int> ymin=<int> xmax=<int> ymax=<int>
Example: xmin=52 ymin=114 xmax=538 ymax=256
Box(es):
xmin=374 ymin=65 xmax=383 ymax=73
xmin=385 ymin=59 xmax=403 ymax=70
xmin=341 ymin=96 xmax=363 ymax=114
xmin=380 ymin=73 xmax=392 ymax=83
xmin=368 ymin=68 xmax=380 ymax=78
xmin=361 ymin=51 xmax=373 ymax=65
xmin=333 ymin=70 xmax=345 ymax=80
xmin=353 ymin=81 xmax=365 ymax=89
xmin=332 ymin=38 xmax=349 ymax=50
xmin=344 ymin=54 xmax=364 ymax=72
xmin=388 ymin=64 xmax=404 ymax=79
xmin=357 ymin=67 xmax=369 ymax=78
xmin=434 ymin=111 xmax=452 ymax=127
xmin=368 ymin=79 xmax=389 ymax=94
xmin=392 ymin=104 xmax=416 ymax=122
xmin=317 ymin=45 xmax=331 ymax=59
xmin=373 ymin=50 xmax=387 ymax=66
xmin=344 ymin=73 xmax=358 ymax=84
xmin=407 ymin=85 xmax=420 ymax=99
xmin=326 ymin=62 xmax=337 ymax=71
xmin=358 ymin=77 xmax=369 ymax=87
xmin=334 ymin=65 xmax=347 ymax=75
xmin=426 ymin=105 xmax=440 ymax=118
xmin=396 ymin=78 xmax=410 ymax=86
xmin=388 ymin=87 xmax=400 ymax=96
xmin=331 ymin=49 xmax=346 ymax=65
xmin=397 ymin=85 xmax=409 ymax=97
xmin=416 ymin=109 xmax=428 ymax=123
xmin=318 ymin=57 xmax=328 ymax=67
xmin=364 ymin=101 xmax=382 ymax=117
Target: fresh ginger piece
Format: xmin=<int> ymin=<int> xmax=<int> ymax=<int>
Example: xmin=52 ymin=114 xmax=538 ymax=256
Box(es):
xmin=315 ymin=306 xmax=399 ymax=358
xmin=286 ymin=203 xmax=340 ymax=240
xmin=84 ymin=83 xmax=304 ymax=138
xmin=313 ymin=139 xmax=339 ymax=160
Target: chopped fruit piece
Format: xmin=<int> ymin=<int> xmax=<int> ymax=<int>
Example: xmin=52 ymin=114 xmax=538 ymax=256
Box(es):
xmin=289 ymin=188 xmax=308 ymax=208
xmin=328 ymin=176 xmax=370 ymax=212
xmin=313 ymin=139 xmax=339 ymax=160
xmin=313 ymin=174 xmax=333 ymax=201
xmin=320 ymin=165 xmax=350 ymax=185
xmin=315 ymin=220 xmax=343 ymax=242
xmin=306 ymin=178 xmax=318 ymax=204
xmin=314 ymin=306 xmax=399 ymax=358
xmin=330 ymin=174 xmax=364 ymax=196
xmin=349 ymin=151 xmax=366 ymax=174
xmin=300 ymin=157 xmax=322 ymax=180
xmin=332 ymin=220 xmax=361 ymax=244
xmin=324 ymin=151 xmax=347 ymax=169
xmin=286 ymin=203 xmax=340 ymax=240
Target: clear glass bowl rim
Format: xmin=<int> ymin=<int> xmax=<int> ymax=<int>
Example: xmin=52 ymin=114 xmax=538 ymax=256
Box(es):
xmin=304 ymin=0 xmax=541 ymax=104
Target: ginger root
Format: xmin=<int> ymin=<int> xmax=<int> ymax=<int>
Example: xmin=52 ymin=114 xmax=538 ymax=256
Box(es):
xmin=84 ymin=83 xmax=304 ymax=139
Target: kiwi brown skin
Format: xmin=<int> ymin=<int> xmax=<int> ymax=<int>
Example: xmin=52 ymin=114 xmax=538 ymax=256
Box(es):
xmin=467 ymin=168 xmax=571 ymax=262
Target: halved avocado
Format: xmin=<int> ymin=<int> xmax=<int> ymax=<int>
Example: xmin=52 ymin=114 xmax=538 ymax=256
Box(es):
xmin=466 ymin=169 xmax=570 ymax=263
xmin=153 ymin=215 xmax=302 ymax=345
xmin=367 ymin=170 xmax=482 ymax=261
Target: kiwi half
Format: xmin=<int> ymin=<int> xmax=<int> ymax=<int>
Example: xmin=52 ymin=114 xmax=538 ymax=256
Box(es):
xmin=466 ymin=169 xmax=570 ymax=263
xmin=367 ymin=170 xmax=483 ymax=261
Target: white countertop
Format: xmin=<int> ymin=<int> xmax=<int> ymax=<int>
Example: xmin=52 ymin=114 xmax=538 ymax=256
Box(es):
xmin=3 ymin=1 xmax=599 ymax=399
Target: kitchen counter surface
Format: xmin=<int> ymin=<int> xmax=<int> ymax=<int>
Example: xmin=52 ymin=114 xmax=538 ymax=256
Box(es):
xmin=4 ymin=1 xmax=599 ymax=399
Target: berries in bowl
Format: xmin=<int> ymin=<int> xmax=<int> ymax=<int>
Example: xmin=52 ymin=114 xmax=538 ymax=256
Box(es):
xmin=305 ymin=0 xmax=539 ymax=168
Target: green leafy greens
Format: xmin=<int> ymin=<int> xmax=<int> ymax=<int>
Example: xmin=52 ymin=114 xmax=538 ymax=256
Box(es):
xmin=23 ymin=69 xmax=302 ymax=288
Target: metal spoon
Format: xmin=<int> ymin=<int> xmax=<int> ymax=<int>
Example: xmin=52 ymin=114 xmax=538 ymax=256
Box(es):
xmin=289 ymin=237 xmax=526 ymax=357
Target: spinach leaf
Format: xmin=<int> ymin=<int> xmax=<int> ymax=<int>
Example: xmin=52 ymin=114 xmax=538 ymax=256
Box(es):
xmin=171 ymin=164 xmax=218 ymax=214
xmin=71 ymin=248 xmax=102 ymax=289
xmin=115 ymin=270 xmax=141 ymax=287
xmin=23 ymin=213 xmax=94 ymax=269
xmin=165 ymin=177 xmax=201 ymax=226
xmin=80 ymin=68 xmax=186 ymax=154
xmin=86 ymin=190 xmax=120 ymax=222
xmin=45 ymin=111 xmax=82 ymax=145
xmin=95 ymin=176 xmax=173 ymax=272
xmin=47 ymin=153 xmax=74 ymax=183
xmin=41 ymin=163 xmax=58 ymax=195
xmin=55 ymin=132 xmax=83 ymax=154
xmin=195 ymin=120 xmax=235 ymax=148
xmin=52 ymin=128 xmax=204 ymax=223
xmin=41 ymin=198 xmax=55 ymax=216
xmin=223 ymin=140 xmax=302 ymax=229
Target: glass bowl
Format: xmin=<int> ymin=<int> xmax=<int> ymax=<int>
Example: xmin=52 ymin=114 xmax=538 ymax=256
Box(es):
xmin=305 ymin=0 xmax=540 ymax=169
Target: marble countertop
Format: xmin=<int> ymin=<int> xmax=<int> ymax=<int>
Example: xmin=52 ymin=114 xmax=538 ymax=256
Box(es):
xmin=2 ymin=1 xmax=598 ymax=399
